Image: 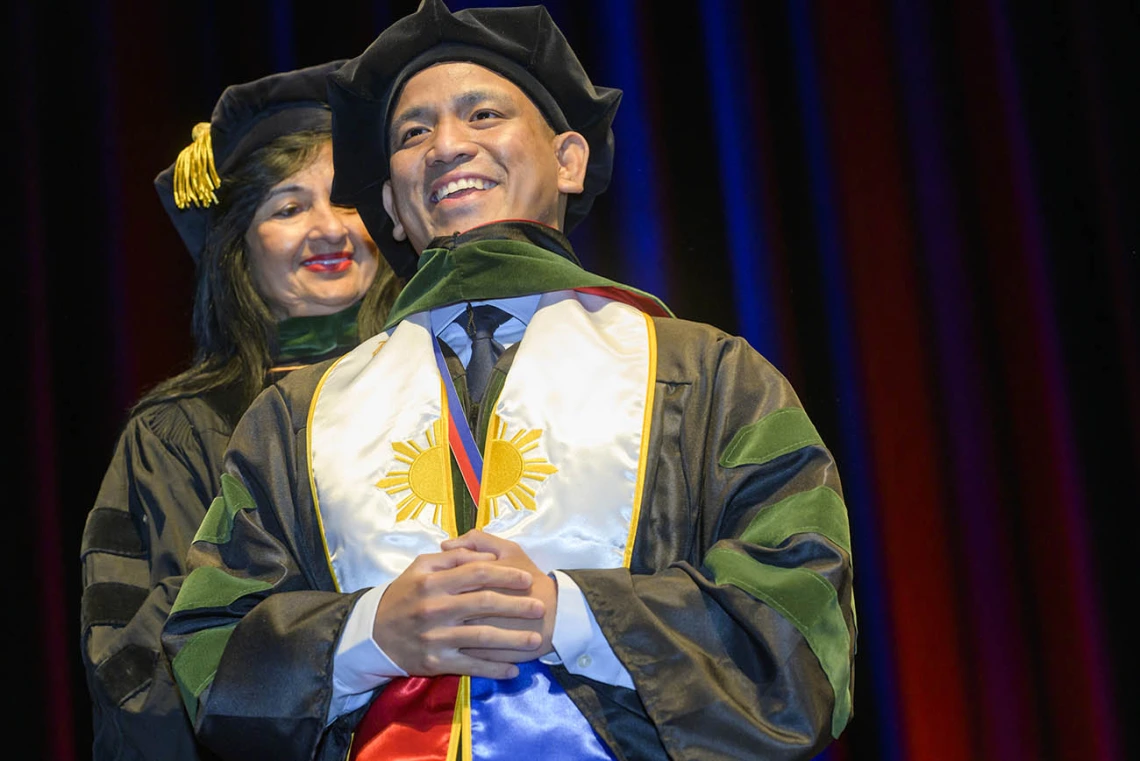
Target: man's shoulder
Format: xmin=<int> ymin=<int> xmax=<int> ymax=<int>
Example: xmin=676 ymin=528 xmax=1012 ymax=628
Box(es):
xmin=651 ymin=314 xmax=731 ymax=341
xmin=650 ymin=315 xmax=752 ymax=359
xmin=650 ymin=315 xmax=782 ymax=381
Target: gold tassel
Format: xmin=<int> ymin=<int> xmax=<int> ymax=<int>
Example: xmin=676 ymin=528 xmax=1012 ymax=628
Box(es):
xmin=172 ymin=122 xmax=222 ymax=209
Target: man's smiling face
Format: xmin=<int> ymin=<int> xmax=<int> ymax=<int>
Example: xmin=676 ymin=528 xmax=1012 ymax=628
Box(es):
xmin=382 ymin=61 xmax=587 ymax=254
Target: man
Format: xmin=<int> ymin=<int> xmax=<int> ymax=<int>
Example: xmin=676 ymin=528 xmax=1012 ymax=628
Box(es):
xmin=162 ymin=2 xmax=856 ymax=760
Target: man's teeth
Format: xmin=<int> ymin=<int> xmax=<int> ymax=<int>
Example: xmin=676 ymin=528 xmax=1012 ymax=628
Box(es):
xmin=433 ymin=177 xmax=496 ymax=202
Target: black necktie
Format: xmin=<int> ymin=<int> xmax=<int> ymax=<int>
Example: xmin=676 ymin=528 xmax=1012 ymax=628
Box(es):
xmin=463 ymin=304 xmax=510 ymax=404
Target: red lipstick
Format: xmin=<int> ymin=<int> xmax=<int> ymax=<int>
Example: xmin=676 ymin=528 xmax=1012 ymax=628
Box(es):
xmin=302 ymin=252 xmax=353 ymax=273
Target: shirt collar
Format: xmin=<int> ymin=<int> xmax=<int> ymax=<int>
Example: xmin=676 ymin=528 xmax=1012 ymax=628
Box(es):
xmin=429 ymin=293 xmax=543 ymax=337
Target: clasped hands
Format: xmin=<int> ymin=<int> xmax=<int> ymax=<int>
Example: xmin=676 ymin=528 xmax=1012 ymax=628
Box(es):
xmin=372 ymin=529 xmax=557 ymax=680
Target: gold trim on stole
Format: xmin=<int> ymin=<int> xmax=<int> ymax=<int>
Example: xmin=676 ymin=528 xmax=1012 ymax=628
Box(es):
xmin=624 ymin=311 xmax=657 ymax=568
xmin=308 ymin=352 xmax=354 ymax=592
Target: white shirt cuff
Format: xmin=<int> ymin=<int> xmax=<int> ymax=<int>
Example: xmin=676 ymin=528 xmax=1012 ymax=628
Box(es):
xmin=540 ymin=570 xmax=635 ymax=690
xmin=328 ymin=585 xmax=408 ymax=723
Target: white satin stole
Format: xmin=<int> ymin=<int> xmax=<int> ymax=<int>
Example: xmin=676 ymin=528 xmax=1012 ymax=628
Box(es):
xmin=309 ymin=290 xmax=657 ymax=592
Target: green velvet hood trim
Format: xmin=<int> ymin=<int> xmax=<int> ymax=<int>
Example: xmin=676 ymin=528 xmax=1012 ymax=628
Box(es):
xmin=384 ymin=223 xmax=671 ymax=328
xmin=275 ymin=301 xmax=361 ymax=363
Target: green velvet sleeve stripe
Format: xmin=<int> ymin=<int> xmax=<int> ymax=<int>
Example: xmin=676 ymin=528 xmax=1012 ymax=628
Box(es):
xmin=742 ymin=486 xmax=851 ymax=554
xmin=719 ymin=408 xmax=824 ymax=469
xmin=170 ymin=566 xmax=274 ymax=615
xmin=194 ymin=473 xmax=257 ymax=545
xmin=705 ymin=547 xmax=853 ymax=738
xmin=172 ymin=624 xmax=236 ymax=725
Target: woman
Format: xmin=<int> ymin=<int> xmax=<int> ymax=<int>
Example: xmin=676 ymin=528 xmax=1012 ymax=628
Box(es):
xmin=79 ymin=61 xmax=401 ymax=760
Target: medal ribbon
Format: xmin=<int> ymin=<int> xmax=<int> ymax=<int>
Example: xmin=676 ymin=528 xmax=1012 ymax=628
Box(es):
xmin=432 ymin=333 xmax=484 ymax=506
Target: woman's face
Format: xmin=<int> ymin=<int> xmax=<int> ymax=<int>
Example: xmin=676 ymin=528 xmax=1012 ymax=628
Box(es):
xmin=245 ymin=142 xmax=379 ymax=320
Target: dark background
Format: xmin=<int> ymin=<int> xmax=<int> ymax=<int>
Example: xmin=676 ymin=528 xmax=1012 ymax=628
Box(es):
xmin=10 ymin=0 xmax=1137 ymax=759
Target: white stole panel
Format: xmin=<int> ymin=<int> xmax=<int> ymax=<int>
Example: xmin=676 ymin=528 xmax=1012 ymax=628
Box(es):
xmin=309 ymin=291 xmax=655 ymax=593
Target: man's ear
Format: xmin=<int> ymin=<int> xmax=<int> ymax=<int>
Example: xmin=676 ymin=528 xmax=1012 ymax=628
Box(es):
xmin=381 ymin=181 xmax=407 ymax=242
xmin=554 ymin=131 xmax=589 ymax=195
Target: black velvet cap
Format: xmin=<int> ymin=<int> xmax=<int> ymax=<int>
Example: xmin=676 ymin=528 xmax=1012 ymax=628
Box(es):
xmin=155 ymin=60 xmax=346 ymax=262
xmin=327 ymin=0 xmax=622 ymax=279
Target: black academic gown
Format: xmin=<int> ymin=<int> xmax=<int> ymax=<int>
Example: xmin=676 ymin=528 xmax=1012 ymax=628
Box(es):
xmin=161 ymin=225 xmax=857 ymax=761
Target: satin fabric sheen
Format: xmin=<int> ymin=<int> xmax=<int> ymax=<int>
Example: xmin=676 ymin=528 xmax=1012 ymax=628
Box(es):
xmin=309 ymin=292 xmax=653 ymax=592
xmin=351 ymin=664 xmax=618 ymax=761
xmin=469 ymin=662 xmax=617 ymax=761
xmin=350 ymin=676 xmax=460 ymax=761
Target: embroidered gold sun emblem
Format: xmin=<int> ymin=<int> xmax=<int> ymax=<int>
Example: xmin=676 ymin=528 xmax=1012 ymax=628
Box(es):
xmin=375 ymin=419 xmax=454 ymax=532
xmin=478 ymin=421 xmax=558 ymax=527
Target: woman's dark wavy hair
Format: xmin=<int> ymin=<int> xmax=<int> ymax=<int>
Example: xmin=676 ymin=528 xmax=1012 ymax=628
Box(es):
xmin=136 ymin=129 xmax=401 ymax=415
